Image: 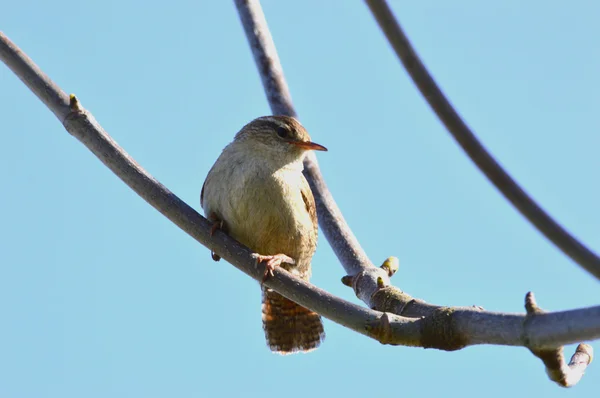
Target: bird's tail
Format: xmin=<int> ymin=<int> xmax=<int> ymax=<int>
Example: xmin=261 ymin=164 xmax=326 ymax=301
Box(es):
xmin=261 ymin=287 xmax=325 ymax=354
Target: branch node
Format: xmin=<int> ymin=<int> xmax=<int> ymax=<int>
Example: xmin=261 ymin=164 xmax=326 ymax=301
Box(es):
xmin=523 ymin=292 xmax=593 ymax=387
xmin=420 ymin=307 xmax=467 ymax=351
xmin=365 ymin=312 xmax=394 ymax=345
xmin=370 ymin=286 xmax=406 ymax=312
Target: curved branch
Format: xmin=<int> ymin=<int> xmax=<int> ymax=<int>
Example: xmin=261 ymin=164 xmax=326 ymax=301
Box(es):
xmin=364 ymin=0 xmax=600 ymax=280
xmin=0 ymin=26 xmax=595 ymax=386
xmin=0 ymin=30 xmax=383 ymax=338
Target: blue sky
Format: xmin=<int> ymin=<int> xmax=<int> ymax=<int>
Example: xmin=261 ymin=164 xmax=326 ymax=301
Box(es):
xmin=1 ymin=1 xmax=599 ymax=397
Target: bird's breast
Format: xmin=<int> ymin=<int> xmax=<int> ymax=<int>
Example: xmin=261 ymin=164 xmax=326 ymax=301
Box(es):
xmin=203 ymin=161 xmax=317 ymax=275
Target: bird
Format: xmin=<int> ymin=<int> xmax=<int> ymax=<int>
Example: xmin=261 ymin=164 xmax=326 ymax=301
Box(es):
xmin=201 ymin=115 xmax=327 ymax=354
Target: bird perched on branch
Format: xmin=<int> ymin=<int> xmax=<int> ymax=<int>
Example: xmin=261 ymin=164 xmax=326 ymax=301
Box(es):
xmin=201 ymin=115 xmax=327 ymax=354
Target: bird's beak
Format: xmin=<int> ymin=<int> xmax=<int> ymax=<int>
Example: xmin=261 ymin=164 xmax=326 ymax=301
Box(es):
xmin=290 ymin=140 xmax=328 ymax=151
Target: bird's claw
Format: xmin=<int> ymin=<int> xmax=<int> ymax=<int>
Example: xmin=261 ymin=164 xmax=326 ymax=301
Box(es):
xmin=252 ymin=253 xmax=295 ymax=284
xmin=208 ymin=212 xmax=227 ymax=262
xmin=209 ymin=220 xmax=224 ymax=237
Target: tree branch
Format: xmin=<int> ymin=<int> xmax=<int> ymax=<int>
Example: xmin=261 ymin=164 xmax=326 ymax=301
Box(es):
xmin=0 ymin=30 xmax=385 ymax=339
xmin=231 ymin=0 xmax=595 ymax=386
xmin=234 ymin=0 xmax=375 ymax=279
xmin=525 ymin=292 xmax=594 ymax=387
xmin=0 ymin=18 xmax=595 ymax=387
xmin=234 ymin=0 xmax=403 ymax=320
xmin=364 ymin=0 xmax=600 ymax=281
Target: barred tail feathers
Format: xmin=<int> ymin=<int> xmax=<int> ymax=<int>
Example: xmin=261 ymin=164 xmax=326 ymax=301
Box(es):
xmin=261 ymin=287 xmax=325 ymax=354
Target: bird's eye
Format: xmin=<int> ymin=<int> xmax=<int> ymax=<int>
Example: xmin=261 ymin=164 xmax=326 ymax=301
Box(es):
xmin=276 ymin=126 xmax=289 ymax=139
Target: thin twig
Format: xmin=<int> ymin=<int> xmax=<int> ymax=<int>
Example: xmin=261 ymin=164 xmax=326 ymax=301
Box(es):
xmin=364 ymin=0 xmax=600 ymax=280
xmin=525 ymin=292 xmax=594 ymax=387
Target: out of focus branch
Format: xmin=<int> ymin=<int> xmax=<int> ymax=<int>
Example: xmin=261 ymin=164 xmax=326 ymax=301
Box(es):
xmin=364 ymin=0 xmax=600 ymax=281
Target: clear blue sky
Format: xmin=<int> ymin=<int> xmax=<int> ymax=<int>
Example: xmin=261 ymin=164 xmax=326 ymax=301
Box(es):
xmin=1 ymin=1 xmax=599 ymax=397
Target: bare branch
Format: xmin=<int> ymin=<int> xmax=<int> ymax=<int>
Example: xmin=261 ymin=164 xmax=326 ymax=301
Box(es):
xmin=0 ymin=30 xmax=70 ymax=121
xmin=0 ymin=22 xmax=596 ymax=386
xmin=234 ymin=0 xmax=374 ymax=279
xmin=230 ymin=0 xmax=457 ymax=323
xmin=0 ymin=30 xmax=386 ymax=339
xmin=230 ymin=1 xmax=596 ymax=385
xmin=234 ymin=0 xmax=408 ymax=321
xmin=234 ymin=1 xmax=295 ymax=118
xmin=364 ymin=0 xmax=600 ymax=280
xmin=525 ymin=292 xmax=594 ymax=387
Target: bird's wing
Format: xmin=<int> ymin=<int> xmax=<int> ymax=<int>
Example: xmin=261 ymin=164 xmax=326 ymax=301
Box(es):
xmin=300 ymin=175 xmax=318 ymax=236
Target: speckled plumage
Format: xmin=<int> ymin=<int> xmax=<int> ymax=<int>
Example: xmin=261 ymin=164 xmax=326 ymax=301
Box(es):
xmin=201 ymin=116 xmax=326 ymax=354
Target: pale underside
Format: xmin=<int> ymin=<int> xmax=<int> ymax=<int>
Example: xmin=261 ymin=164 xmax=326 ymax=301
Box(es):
xmin=201 ymin=144 xmax=317 ymax=279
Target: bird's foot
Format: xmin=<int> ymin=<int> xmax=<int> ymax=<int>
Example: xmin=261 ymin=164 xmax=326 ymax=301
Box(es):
xmin=252 ymin=253 xmax=296 ymax=284
xmin=208 ymin=212 xmax=227 ymax=262
xmin=210 ymin=220 xmax=224 ymax=237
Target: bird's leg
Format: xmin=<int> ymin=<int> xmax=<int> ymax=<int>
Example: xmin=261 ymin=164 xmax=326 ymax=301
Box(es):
xmin=208 ymin=212 xmax=227 ymax=261
xmin=209 ymin=212 xmax=226 ymax=237
xmin=253 ymin=253 xmax=296 ymax=284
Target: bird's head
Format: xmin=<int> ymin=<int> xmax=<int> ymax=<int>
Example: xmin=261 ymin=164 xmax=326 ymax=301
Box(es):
xmin=233 ymin=116 xmax=327 ymax=165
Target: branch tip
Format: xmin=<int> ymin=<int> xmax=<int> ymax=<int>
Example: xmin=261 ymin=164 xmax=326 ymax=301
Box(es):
xmin=420 ymin=307 xmax=467 ymax=351
xmin=69 ymin=94 xmax=83 ymax=112
xmin=525 ymin=291 xmax=542 ymax=314
xmin=574 ymin=343 xmax=593 ymax=365
xmin=522 ymin=292 xmax=593 ymax=386
xmin=380 ymin=256 xmax=399 ymax=277
xmin=341 ymin=275 xmax=353 ymax=287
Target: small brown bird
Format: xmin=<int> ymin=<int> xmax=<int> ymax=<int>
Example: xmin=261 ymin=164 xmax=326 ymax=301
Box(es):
xmin=201 ymin=116 xmax=327 ymax=354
